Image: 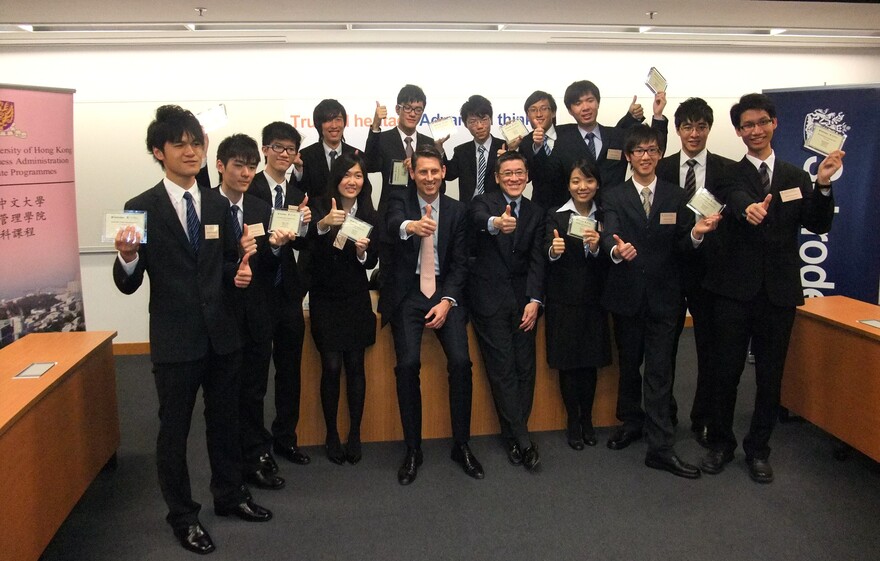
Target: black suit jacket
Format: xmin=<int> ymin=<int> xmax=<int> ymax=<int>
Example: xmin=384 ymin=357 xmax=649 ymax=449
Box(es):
xmin=445 ymin=136 xmax=506 ymax=202
xmin=378 ymin=190 xmax=469 ymax=325
xmin=600 ymin=178 xmax=696 ymax=317
xmin=703 ymin=157 xmax=834 ymax=307
xmin=298 ymin=141 xmax=359 ymax=198
xmin=466 ymin=190 xmax=545 ymax=317
xmin=364 ymin=128 xmax=434 ymax=213
xmin=113 ymin=182 xmax=241 ymax=363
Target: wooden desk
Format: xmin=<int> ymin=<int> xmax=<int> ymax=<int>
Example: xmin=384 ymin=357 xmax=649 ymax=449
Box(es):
xmin=782 ymin=296 xmax=880 ymax=462
xmin=0 ymin=331 xmax=119 ymax=561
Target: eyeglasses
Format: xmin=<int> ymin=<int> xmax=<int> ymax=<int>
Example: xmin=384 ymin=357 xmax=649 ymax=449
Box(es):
xmin=739 ymin=118 xmax=773 ymax=132
xmin=397 ymin=104 xmax=425 ymax=115
xmin=267 ymin=143 xmax=298 ymax=155
xmin=499 ymin=170 xmax=527 ymax=179
xmin=680 ymin=123 xmax=710 ymax=133
xmin=630 ymin=147 xmax=661 ymax=157
xmin=527 ymin=105 xmax=552 ymax=115
xmin=465 ymin=116 xmax=490 ymax=127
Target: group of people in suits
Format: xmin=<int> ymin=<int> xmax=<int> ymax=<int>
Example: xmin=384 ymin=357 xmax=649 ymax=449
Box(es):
xmin=113 ymin=79 xmax=844 ymax=554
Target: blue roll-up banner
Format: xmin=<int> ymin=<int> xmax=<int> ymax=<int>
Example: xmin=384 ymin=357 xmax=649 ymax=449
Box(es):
xmin=765 ymin=85 xmax=880 ymax=305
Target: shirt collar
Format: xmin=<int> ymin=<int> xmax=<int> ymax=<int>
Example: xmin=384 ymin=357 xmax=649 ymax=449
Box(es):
xmin=558 ymin=198 xmax=595 ymax=218
xmin=745 ymin=150 xmax=776 ymax=174
xmin=163 ymin=177 xmax=199 ymax=205
xmin=681 ymin=149 xmax=708 ymax=168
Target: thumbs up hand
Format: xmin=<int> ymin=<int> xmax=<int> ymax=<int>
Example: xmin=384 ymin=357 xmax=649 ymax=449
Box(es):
xmin=234 ymin=252 xmax=252 ymax=288
xmin=297 ymin=194 xmax=311 ymax=225
xmin=612 ymin=234 xmax=637 ymax=261
xmin=746 ymin=194 xmax=772 ymax=226
xmin=373 ymin=101 xmax=387 ymax=130
xmin=550 ymin=228 xmax=566 ymax=257
xmin=493 ymin=204 xmax=517 ymax=234
xmin=320 ymin=197 xmax=347 ymax=229
xmin=628 ymin=95 xmax=645 ymax=121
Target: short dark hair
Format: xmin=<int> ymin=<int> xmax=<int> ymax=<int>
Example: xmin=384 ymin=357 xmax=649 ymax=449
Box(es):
xmin=324 ymin=152 xmax=375 ymax=213
xmin=216 ymin=134 xmax=260 ymax=167
xmin=261 ymin=121 xmax=302 ymax=150
xmin=145 ymin=105 xmax=204 ymax=168
xmin=495 ymin=150 xmax=527 ymax=174
xmin=313 ymin=99 xmax=347 ymax=141
xmin=624 ymin=124 xmax=661 ymax=154
xmin=397 ymin=84 xmax=426 ymax=106
xmin=460 ymin=94 xmax=493 ymax=121
xmin=411 ymin=144 xmax=443 ymax=170
xmin=674 ymin=97 xmax=714 ymax=129
xmin=564 ymin=80 xmax=601 ymax=108
xmin=523 ymin=90 xmax=557 ymax=126
xmin=569 ymin=159 xmax=602 ymax=187
xmin=730 ymin=93 xmax=776 ymax=128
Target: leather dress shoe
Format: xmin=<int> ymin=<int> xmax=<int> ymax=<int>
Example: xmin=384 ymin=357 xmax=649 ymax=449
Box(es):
xmin=244 ymin=468 xmax=285 ymax=490
xmin=691 ymin=424 xmax=710 ymax=449
xmin=701 ymin=448 xmax=734 ymax=475
xmin=746 ymin=457 xmax=774 ymax=483
xmin=214 ymin=499 xmax=273 ymax=522
xmin=325 ymin=436 xmax=345 ymax=465
xmin=607 ymin=428 xmax=643 ymax=450
xmin=645 ymin=452 xmax=701 ymax=479
xmin=451 ymin=443 xmax=485 ymax=480
xmin=522 ymin=444 xmax=541 ymax=472
xmin=273 ymin=443 xmax=311 ymax=465
xmin=345 ymin=436 xmax=362 ymax=465
xmin=258 ymin=453 xmax=278 ymax=474
xmin=506 ymin=440 xmax=523 ymax=465
xmin=566 ymin=427 xmax=584 ymax=451
xmin=173 ymin=523 xmax=215 ymax=555
xmin=397 ymin=448 xmax=423 ymax=486
xmin=583 ymin=427 xmax=598 ymax=447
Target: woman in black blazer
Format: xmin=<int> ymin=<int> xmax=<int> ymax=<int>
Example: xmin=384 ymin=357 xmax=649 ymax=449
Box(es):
xmin=307 ymin=152 xmax=378 ymax=464
xmin=543 ymin=159 xmax=612 ymax=450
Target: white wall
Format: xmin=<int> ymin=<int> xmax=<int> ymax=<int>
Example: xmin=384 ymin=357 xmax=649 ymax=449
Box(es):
xmin=5 ymin=43 xmax=880 ymax=342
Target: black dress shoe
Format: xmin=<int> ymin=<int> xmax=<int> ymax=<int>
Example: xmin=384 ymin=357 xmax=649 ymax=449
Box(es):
xmin=746 ymin=457 xmax=774 ymax=483
xmin=345 ymin=436 xmax=362 ymax=465
xmin=451 ymin=443 xmax=485 ymax=480
xmin=691 ymin=425 xmax=710 ymax=449
xmin=645 ymin=452 xmax=701 ymax=479
xmin=701 ymin=448 xmax=734 ymax=475
xmin=244 ymin=468 xmax=285 ymax=490
xmin=273 ymin=443 xmax=311 ymax=465
xmin=566 ymin=426 xmax=584 ymax=450
xmin=214 ymin=499 xmax=273 ymax=522
xmin=397 ymin=448 xmax=423 ymax=486
xmin=325 ymin=436 xmax=345 ymax=465
xmin=258 ymin=453 xmax=279 ymax=474
xmin=506 ymin=440 xmax=523 ymax=465
xmin=582 ymin=427 xmax=598 ymax=447
xmin=522 ymin=444 xmax=541 ymax=472
xmin=607 ymin=428 xmax=643 ymax=450
xmin=173 ymin=523 xmax=215 ymax=555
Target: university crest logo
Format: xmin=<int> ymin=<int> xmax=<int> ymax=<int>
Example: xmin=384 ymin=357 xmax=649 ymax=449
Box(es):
xmin=803 ymin=108 xmax=850 ymax=142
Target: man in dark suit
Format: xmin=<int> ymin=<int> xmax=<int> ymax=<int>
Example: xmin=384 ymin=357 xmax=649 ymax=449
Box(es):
xmin=113 ymin=106 xmax=271 ymax=555
xmin=655 ymin=97 xmax=735 ymax=446
xmin=247 ymin=121 xmax=314 ymax=468
xmin=378 ymin=145 xmax=482 ymax=485
xmin=365 ymin=84 xmax=439 ymax=216
xmin=540 ymin=80 xmax=669 ymax=209
xmin=443 ymin=94 xmax=506 ymax=202
xmin=700 ymin=93 xmax=844 ymax=483
xmin=298 ymin=99 xmax=359 ymax=196
xmin=468 ymin=151 xmax=545 ymax=471
xmin=600 ymin=125 xmax=720 ymax=479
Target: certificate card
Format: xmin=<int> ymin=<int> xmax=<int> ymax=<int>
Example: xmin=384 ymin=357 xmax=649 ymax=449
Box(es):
xmin=196 ymin=103 xmax=228 ymax=133
xmin=645 ymin=67 xmax=668 ymax=94
xmin=567 ymin=214 xmax=598 ymax=239
xmin=269 ymin=208 xmax=303 ymax=232
xmin=687 ymin=187 xmax=725 ymax=217
xmin=429 ymin=117 xmax=457 ymax=140
xmin=103 ymin=211 xmax=147 ymax=243
xmin=14 ymin=362 xmax=56 ymax=379
xmin=804 ymin=124 xmax=846 ymax=157
xmin=391 ymin=160 xmax=410 ymax=186
xmin=501 ymin=119 xmax=529 ymax=143
xmin=339 ymin=215 xmax=373 ymax=242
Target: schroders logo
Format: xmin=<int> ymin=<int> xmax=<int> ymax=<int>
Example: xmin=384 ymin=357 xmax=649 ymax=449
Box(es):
xmin=0 ymin=100 xmax=27 ymax=138
xmin=803 ymin=108 xmax=850 ymax=142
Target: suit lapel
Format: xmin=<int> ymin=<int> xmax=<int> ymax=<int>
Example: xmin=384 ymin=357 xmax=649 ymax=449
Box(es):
xmin=623 ymin=180 xmax=649 ymax=223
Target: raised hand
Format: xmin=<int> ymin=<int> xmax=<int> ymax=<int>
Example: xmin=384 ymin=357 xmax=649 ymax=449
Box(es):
xmin=613 ymin=234 xmax=637 ymax=261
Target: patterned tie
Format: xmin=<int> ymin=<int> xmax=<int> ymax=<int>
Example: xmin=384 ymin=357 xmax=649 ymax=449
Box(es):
xmin=476 ymin=145 xmax=487 ymax=197
xmin=685 ymin=159 xmax=698 ymax=199
xmin=419 ymin=204 xmax=436 ymax=298
xmin=543 ymin=137 xmax=551 ymax=156
xmin=641 ymin=187 xmax=652 ymax=218
xmin=405 ymin=136 xmax=414 ymax=159
xmin=329 ymin=149 xmax=337 ymax=169
xmin=509 ymin=199 xmax=518 ymax=219
xmin=229 ymin=204 xmax=242 ymax=241
xmin=274 ymin=185 xmax=283 ymax=210
xmin=760 ymin=162 xmax=771 ymax=194
xmin=585 ymin=132 xmax=597 ymax=160
xmin=183 ymin=191 xmax=200 ymax=253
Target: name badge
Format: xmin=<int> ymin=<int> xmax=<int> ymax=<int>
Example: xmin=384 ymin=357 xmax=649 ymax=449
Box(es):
xmin=779 ymin=187 xmax=803 ymax=202
xmin=659 ymin=212 xmax=677 ymax=225
xmin=204 ymin=224 xmax=220 ymax=239
xmin=247 ymin=223 xmax=266 ymax=237
xmin=606 ymin=148 xmax=622 ymax=161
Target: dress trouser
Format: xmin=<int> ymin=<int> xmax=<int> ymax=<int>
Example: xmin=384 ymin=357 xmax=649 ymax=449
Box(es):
xmin=268 ymin=286 xmax=305 ymax=448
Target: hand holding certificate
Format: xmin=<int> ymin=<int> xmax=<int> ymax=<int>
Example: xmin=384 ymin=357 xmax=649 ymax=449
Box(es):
xmin=687 ymin=187 xmax=725 ymax=218
xmin=501 ymin=119 xmax=529 ymax=144
xmin=269 ymin=208 xmax=303 ymax=233
xmin=645 ymin=67 xmax=668 ymax=94
xmin=429 ymin=117 xmax=457 ymax=140
xmin=805 ymin=124 xmax=846 ymax=157
xmin=104 ymin=211 xmax=147 ymax=244
xmin=339 ymin=214 xmax=373 ymax=242
xmin=566 ymin=214 xmax=598 ymax=240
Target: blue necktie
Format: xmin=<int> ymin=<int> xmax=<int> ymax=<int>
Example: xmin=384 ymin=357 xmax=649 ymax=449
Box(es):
xmin=274 ymin=185 xmax=283 ymax=209
xmin=183 ymin=191 xmax=200 ymax=253
xmin=229 ymin=204 xmax=242 ymax=241
xmin=543 ymin=137 xmax=551 ymax=156
xmin=585 ymin=132 xmax=597 ymax=161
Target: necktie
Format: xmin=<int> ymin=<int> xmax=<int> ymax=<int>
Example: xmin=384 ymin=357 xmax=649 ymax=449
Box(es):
xmin=684 ymin=159 xmax=698 ymax=199
xmin=476 ymin=145 xmax=487 ymax=197
xmin=183 ymin=191 xmax=200 ymax=253
xmin=509 ymin=199 xmax=518 ymax=219
xmin=543 ymin=137 xmax=551 ymax=156
xmin=229 ymin=204 xmax=242 ymax=241
xmin=329 ymin=149 xmax=337 ymax=169
xmin=274 ymin=185 xmax=283 ymax=210
xmin=585 ymin=132 xmax=597 ymax=160
xmin=760 ymin=162 xmax=771 ymax=194
xmin=419 ymin=204 xmax=436 ymax=298
xmin=641 ymin=187 xmax=652 ymax=218
xmin=405 ymin=136 xmax=414 ymax=159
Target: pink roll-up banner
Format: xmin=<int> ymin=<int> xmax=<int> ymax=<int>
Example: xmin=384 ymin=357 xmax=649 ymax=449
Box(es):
xmin=0 ymin=84 xmax=84 ymax=348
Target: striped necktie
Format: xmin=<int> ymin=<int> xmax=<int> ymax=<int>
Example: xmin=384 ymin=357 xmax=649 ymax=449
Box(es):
xmin=183 ymin=191 xmax=200 ymax=253
xmin=684 ymin=159 xmax=698 ymax=199
xmin=641 ymin=187 xmax=652 ymax=218
xmin=585 ymin=132 xmax=597 ymax=160
xmin=476 ymin=145 xmax=487 ymax=197
xmin=760 ymin=162 xmax=771 ymax=194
